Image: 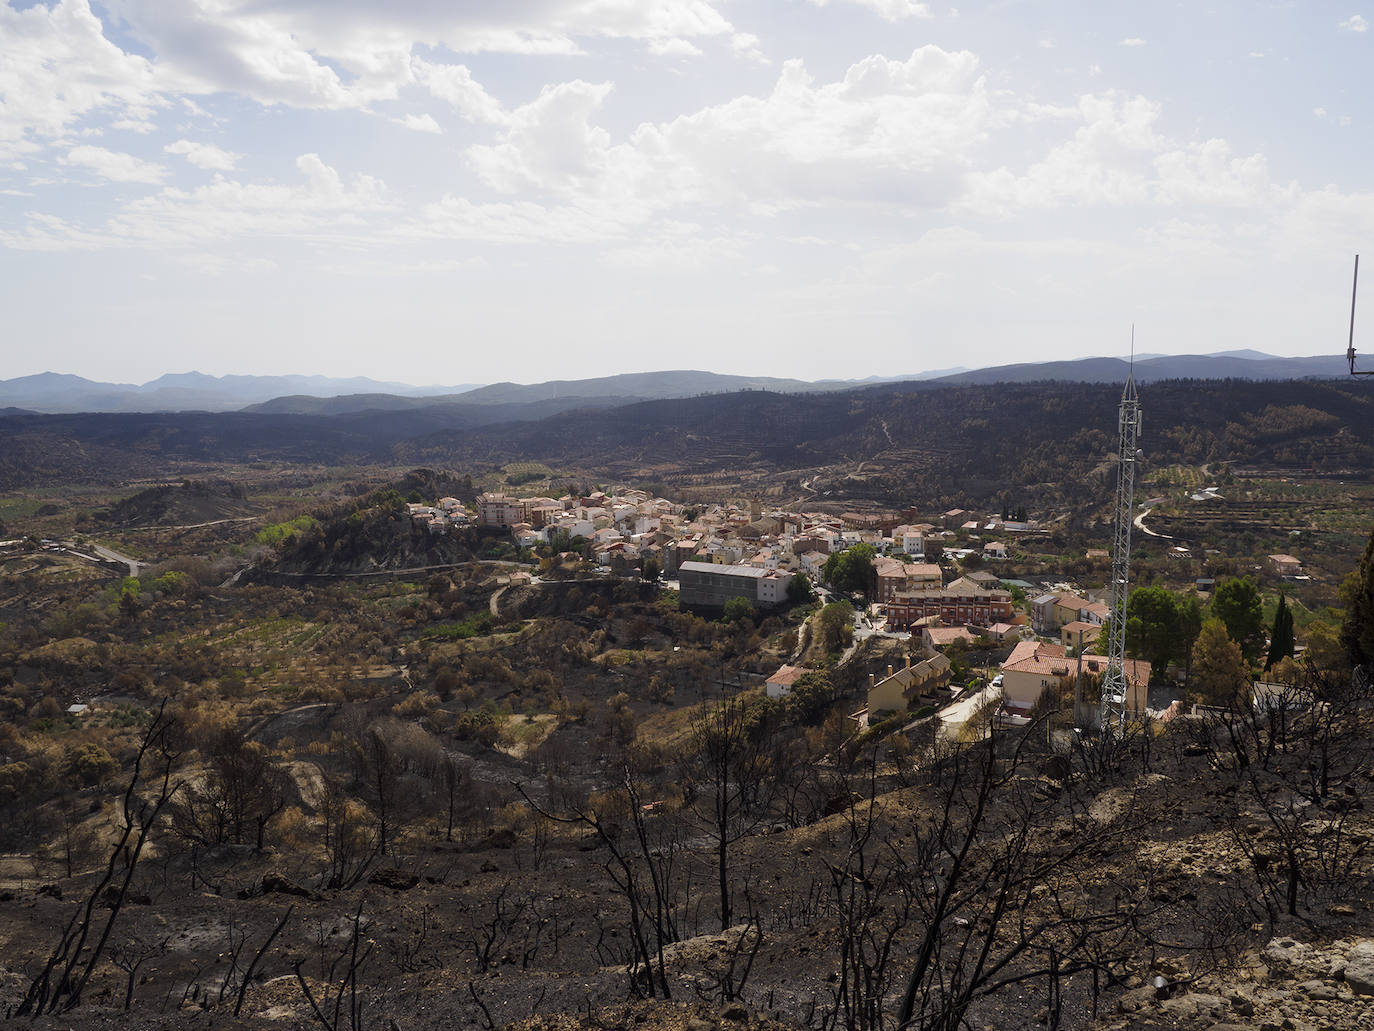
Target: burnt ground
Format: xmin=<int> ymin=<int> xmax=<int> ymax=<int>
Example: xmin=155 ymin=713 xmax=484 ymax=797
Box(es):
xmin=0 ymin=707 xmax=1370 ymax=1031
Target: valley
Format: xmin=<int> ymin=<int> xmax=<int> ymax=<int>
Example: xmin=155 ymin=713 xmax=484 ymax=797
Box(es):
xmin=0 ymin=375 xmax=1371 ymax=1030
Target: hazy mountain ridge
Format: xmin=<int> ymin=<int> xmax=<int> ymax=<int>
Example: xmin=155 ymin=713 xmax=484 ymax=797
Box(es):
xmin=0 ymin=371 xmax=479 ymax=414
xmin=930 ymin=352 xmax=1348 ymax=385
xmin=0 ymin=354 xmax=1348 ymax=414
xmin=7 ymin=376 xmax=1372 ymax=507
xmin=397 ymin=376 xmax=1374 ymax=509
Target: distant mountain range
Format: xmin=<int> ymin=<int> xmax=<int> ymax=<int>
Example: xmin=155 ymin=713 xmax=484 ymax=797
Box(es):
xmin=239 ymin=370 xmax=910 ymax=418
xmin=4 ymin=374 xmax=1371 ymax=506
xmin=931 ymin=351 xmax=1350 ymax=386
xmin=0 ymin=351 xmax=1349 ymax=415
xmin=0 ymin=372 xmax=478 ymax=414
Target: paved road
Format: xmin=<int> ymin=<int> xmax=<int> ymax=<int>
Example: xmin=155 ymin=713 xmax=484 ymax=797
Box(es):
xmin=89 ymin=543 xmax=148 ymax=577
xmin=1133 ymin=506 xmax=1172 ymax=540
xmin=936 ymin=683 xmax=1003 ymax=741
xmin=122 ymin=516 xmax=259 ymax=531
xmin=260 ymin=559 xmax=533 ymax=580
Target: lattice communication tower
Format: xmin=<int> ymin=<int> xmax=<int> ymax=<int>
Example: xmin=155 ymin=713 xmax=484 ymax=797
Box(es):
xmin=1100 ymin=357 xmax=1142 ymax=735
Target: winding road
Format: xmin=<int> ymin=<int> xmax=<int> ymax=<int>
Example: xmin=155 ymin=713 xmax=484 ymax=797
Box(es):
xmin=1133 ymin=505 xmax=1172 ymax=540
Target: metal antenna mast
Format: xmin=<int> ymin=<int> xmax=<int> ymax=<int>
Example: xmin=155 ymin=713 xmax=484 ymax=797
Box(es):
xmin=1101 ymin=331 xmax=1142 ymax=736
xmin=1348 ymin=255 xmax=1372 ymax=376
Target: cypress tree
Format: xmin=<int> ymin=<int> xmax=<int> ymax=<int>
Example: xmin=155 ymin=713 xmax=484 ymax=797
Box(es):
xmin=1340 ymin=528 xmax=1374 ymax=670
xmin=1265 ymin=594 xmax=1295 ymax=671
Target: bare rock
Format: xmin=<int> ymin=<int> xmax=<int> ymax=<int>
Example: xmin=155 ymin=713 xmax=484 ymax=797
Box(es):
xmin=1343 ymin=940 xmax=1374 ymax=995
xmin=1161 ymin=992 xmax=1227 ymax=1020
xmin=1265 ymin=938 xmax=1317 ymax=980
xmin=1117 ymin=985 xmax=1157 ymax=1013
xmin=1299 ymin=979 xmax=1339 ymax=1000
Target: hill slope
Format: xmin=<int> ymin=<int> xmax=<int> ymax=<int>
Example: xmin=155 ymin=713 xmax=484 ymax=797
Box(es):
xmin=3 ymin=379 xmax=1372 ymax=511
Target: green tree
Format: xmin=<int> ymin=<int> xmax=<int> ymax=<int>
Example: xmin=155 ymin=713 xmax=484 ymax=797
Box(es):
xmin=816 ymin=600 xmax=855 ymax=653
xmin=1340 ymin=527 xmax=1374 ymax=670
xmin=822 ymin=542 xmax=877 ymax=598
xmin=118 ymin=587 xmax=142 ymax=623
xmin=1191 ymin=619 xmax=1250 ymax=706
xmin=1176 ymin=593 xmax=1204 ymax=687
xmin=1125 ymin=585 xmax=1181 ymax=675
xmin=722 ymin=596 xmax=755 ymax=624
xmin=1264 ymin=593 xmax=1295 ymax=671
xmin=1303 ymin=619 xmax=1348 ymax=674
xmin=786 ymin=670 xmax=834 ymax=725
xmin=61 ymin=744 xmax=117 ymax=788
xmin=786 ymin=573 xmax=814 ymax=606
xmin=641 ymin=557 xmax=661 ymax=582
xmin=1211 ymin=577 xmax=1265 ymax=664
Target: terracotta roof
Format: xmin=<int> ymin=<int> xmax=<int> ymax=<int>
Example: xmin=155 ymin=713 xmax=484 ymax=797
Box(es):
xmin=1061 ymin=620 xmax=1100 ymax=635
xmin=874 ymin=556 xmax=908 ymax=577
xmin=925 ymin=627 xmax=976 ymax=646
xmin=767 ymin=665 xmax=810 ymax=688
xmin=1002 ymin=640 xmax=1149 ymax=687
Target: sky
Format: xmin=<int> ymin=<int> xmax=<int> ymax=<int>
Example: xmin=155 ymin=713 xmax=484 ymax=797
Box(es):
xmin=1 ymin=0 xmax=1372 ymax=387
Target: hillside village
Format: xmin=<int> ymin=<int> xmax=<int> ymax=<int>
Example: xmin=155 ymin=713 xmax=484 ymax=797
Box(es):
xmin=402 ymin=485 xmax=1315 ymax=737
xmin=0 ymin=445 xmax=1368 ymax=1031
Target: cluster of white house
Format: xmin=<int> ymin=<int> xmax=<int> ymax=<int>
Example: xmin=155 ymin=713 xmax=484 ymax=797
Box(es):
xmin=406 ymin=492 xmax=1053 ymax=616
xmin=405 ymin=497 xmax=470 ymax=533
xmin=767 ymin=636 xmax=1151 ymax=732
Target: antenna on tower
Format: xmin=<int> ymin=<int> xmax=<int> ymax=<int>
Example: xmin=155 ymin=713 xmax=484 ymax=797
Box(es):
xmin=1349 ymin=255 xmax=1372 ymax=376
xmin=1100 ymin=330 xmax=1142 ymax=739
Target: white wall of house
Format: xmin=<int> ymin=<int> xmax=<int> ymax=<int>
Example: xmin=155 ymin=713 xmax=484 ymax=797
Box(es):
xmin=756 ymin=570 xmax=794 ymax=605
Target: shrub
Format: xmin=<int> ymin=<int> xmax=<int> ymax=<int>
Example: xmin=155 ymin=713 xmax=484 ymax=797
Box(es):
xmin=61 ymin=743 xmax=118 ymax=788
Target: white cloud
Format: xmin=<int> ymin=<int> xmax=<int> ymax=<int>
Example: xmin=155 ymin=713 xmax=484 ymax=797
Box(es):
xmin=468 ymin=47 xmax=996 ymax=219
xmin=408 ymin=195 xmax=630 ymax=245
xmin=0 ymin=0 xmax=162 ymax=158
xmin=101 ymin=0 xmax=741 ymax=110
xmin=1339 ymin=14 xmax=1369 ymax=32
xmin=810 ymin=0 xmax=932 ymax=20
xmin=730 ymin=32 xmax=767 ymax=64
xmin=1119 ymin=37 xmax=1147 ymax=47
xmin=961 ymin=91 xmax=1286 ymax=215
xmin=165 ymin=139 xmax=241 ymax=170
xmin=1314 ymin=107 xmax=1329 ymax=118
xmin=102 ymin=0 xmax=372 ymax=109
xmin=648 ymin=37 xmax=704 ymax=58
xmin=469 ymin=80 xmax=615 ymax=194
xmin=395 ymin=113 xmax=442 ymax=134
xmin=2 ymin=153 xmax=390 ymax=250
xmin=411 ymin=59 xmax=506 ymax=125
xmin=60 ymin=144 xmax=166 ymax=183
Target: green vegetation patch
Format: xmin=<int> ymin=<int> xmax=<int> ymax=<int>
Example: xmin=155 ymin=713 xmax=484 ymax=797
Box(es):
xmin=423 ymin=612 xmax=495 ymax=641
xmin=256 ymin=515 xmax=321 ymax=547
